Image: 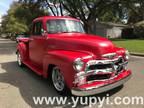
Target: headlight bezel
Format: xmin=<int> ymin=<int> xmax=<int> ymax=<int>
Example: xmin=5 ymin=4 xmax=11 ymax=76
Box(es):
xmin=73 ymin=58 xmax=84 ymax=72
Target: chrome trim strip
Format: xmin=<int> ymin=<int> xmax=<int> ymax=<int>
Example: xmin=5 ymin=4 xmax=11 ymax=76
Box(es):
xmin=86 ymin=68 xmax=113 ymax=73
xmin=86 ymin=74 xmax=118 ymax=83
xmin=86 ymin=56 xmax=122 ymax=66
xmin=71 ymin=74 xmax=131 ymax=96
xmin=82 ymin=55 xmax=92 ymax=59
xmin=102 ymin=52 xmax=116 ymax=59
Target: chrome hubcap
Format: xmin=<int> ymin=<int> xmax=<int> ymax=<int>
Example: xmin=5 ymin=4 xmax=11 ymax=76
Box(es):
xmin=52 ymin=67 xmax=65 ymax=91
xmin=17 ymin=52 xmax=22 ymax=66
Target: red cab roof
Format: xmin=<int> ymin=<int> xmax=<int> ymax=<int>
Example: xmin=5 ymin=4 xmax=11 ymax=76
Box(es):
xmin=33 ymin=16 xmax=80 ymax=22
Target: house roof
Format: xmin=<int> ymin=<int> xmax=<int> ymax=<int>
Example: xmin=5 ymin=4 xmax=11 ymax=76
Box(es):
xmin=135 ymin=21 xmax=144 ymax=26
xmin=100 ymin=22 xmax=127 ymax=27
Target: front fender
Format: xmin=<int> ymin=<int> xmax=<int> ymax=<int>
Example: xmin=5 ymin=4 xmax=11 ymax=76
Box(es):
xmin=43 ymin=50 xmax=92 ymax=89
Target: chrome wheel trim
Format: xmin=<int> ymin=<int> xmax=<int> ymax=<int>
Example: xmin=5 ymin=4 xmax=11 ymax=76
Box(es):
xmin=52 ymin=67 xmax=65 ymax=91
xmin=17 ymin=52 xmax=22 ymax=66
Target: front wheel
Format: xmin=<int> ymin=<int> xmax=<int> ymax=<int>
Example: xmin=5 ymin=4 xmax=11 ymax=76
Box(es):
xmin=51 ymin=66 xmax=70 ymax=95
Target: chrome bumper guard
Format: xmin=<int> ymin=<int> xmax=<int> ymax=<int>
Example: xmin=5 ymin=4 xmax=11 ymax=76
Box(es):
xmin=71 ymin=74 xmax=131 ymax=96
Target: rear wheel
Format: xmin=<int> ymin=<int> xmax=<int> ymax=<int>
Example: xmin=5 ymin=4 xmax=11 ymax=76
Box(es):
xmin=51 ymin=66 xmax=70 ymax=95
xmin=17 ymin=51 xmax=24 ymax=67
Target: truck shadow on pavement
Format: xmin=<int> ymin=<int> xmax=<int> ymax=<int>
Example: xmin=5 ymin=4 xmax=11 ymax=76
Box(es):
xmin=0 ymin=61 xmax=123 ymax=108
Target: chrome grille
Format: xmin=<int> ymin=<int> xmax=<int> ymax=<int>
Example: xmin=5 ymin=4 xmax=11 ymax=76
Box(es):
xmin=85 ymin=57 xmax=127 ymax=81
xmin=87 ymin=74 xmax=111 ymax=81
xmin=87 ymin=64 xmax=113 ymax=70
xmin=114 ymin=57 xmax=125 ymax=74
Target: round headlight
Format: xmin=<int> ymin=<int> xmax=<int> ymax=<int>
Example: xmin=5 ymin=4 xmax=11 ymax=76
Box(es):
xmin=73 ymin=58 xmax=84 ymax=72
xmin=125 ymin=50 xmax=130 ymax=60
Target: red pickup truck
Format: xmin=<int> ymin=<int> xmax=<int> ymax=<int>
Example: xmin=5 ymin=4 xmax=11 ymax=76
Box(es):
xmin=16 ymin=16 xmax=131 ymax=96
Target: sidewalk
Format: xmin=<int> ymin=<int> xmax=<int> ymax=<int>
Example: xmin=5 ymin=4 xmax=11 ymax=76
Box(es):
xmin=130 ymin=52 xmax=144 ymax=57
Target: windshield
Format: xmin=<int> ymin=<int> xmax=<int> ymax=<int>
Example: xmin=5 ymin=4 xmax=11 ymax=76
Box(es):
xmin=46 ymin=19 xmax=85 ymax=34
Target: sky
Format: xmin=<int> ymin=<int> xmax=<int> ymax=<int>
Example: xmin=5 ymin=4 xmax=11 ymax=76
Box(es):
xmin=0 ymin=0 xmax=16 ymax=23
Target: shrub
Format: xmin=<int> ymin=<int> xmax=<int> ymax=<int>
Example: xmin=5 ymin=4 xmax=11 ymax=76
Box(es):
xmin=122 ymin=28 xmax=136 ymax=39
xmin=134 ymin=21 xmax=144 ymax=38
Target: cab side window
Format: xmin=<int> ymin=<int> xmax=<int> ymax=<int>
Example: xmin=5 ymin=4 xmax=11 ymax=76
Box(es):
xmin=33 ymin=21 xmax=42 ymax=36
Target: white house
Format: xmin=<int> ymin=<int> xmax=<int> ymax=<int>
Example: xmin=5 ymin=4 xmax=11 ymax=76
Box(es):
xmin=94 ymin=22 xmax=127 ymax=38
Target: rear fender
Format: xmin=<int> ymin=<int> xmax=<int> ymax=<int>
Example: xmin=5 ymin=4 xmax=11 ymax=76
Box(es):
xmin=17 ymin=42 xmax=29 ymax=61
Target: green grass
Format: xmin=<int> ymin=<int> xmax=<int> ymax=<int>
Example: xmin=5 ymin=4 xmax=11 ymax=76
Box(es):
xmin=111 ymin=39 xmax=144 ymax=53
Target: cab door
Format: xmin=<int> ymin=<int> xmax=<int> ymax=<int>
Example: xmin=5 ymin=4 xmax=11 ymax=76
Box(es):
xmin=29 ymin=21 xmax=46 ymax=68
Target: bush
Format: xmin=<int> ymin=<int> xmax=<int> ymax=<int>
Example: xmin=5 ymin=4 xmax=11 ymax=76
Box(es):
xmin=122 ymin=28 xmax=136 ymax=39
xmin=122 ymin=21 xmax=144 ymax=39
xmin=133 ymin=21 xmax=144 ymax=38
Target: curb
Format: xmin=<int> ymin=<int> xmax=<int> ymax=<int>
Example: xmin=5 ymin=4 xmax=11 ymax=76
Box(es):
xmin=130 ymin=52 xmax=144 ymax=57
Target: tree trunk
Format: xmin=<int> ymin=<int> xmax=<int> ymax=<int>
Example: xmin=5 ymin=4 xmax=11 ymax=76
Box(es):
xmin=83 ymin=19 xmax=96 ymax=34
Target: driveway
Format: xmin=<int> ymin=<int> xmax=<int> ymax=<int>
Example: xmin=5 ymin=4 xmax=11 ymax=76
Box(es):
xmin=0 ymin=38 xmax=144 ymax=108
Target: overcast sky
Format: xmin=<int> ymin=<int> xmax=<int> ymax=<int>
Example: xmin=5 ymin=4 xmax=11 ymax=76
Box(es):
xmin=0 ymin=0 xmax=17 ymax=22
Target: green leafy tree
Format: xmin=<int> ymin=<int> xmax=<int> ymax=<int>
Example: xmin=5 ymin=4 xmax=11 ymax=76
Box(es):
xmin=1 ymin=1 xmax=47 ymax=38
xmin=1 ymin=2 xmax=28 ymax=37
xmin=20 ymin=0 xmax=125 ymax=33
xmin=2 ymin=0 xmax=144 ymax=36
xmin=127 ymin=0 xmax=144 ymax=23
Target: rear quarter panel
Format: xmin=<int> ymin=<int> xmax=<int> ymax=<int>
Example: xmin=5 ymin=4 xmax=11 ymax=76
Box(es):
xmin=17 ymin=42 xmax=29 ymax=61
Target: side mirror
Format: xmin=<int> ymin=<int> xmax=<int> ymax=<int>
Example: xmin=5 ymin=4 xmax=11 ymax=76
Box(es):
xmin=41 ymin=28 xmax=46 ymax=36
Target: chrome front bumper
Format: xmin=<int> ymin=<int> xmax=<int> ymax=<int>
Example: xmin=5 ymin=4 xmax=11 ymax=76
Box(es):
xmin=71 ymin=74 xmax=131 ymax=96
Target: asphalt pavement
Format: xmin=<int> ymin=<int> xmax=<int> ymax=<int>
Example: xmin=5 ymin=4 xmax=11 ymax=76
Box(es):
xmin=0 ymin=38 xmax=144 ymax=108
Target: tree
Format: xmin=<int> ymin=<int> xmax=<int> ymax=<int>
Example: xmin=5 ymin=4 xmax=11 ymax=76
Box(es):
xmin=1 ymin=2 xmax=28 ymax=37
xmin=127 ymin=0 xmax=144 ymax=23
xmin=3 ymin=0 xmax=143 ymax=36
xmin=1 ymin=0 xmax=47 ymax=38
xmin=19 ymin=0 xmax=142 ymax=33
xmin=42 ymin=0 xmax=137 ymax=33
xmin=18 ymin=0 xmax=48 ymax=27
xmin=19 ymin=0 xmax=124 ymax=33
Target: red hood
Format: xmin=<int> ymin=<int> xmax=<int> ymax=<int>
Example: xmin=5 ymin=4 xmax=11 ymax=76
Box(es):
xmin=47 ymin=33 xmax=116 ymax=58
